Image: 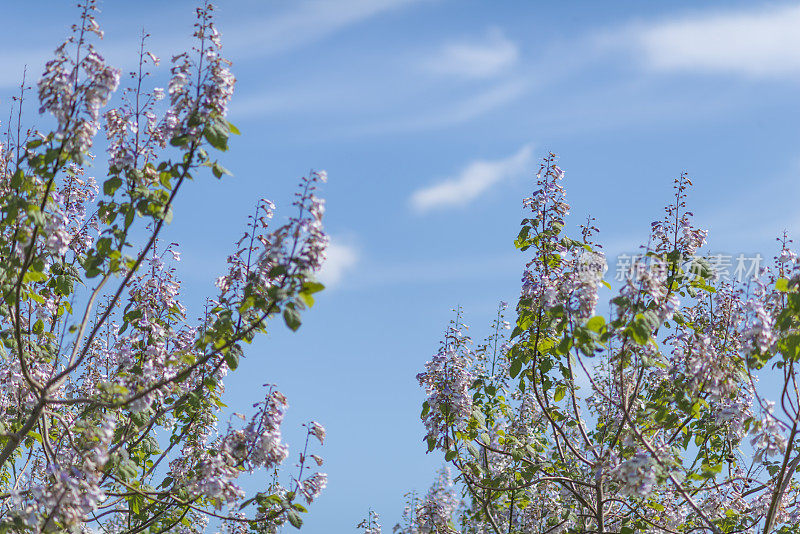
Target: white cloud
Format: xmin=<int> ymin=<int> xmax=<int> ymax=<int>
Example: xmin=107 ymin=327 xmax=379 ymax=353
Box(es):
xmin=224 ymin=0 xmax=426 ymax=60
xmin=0 ymin=0 xmax=426 ymax=87
xmin=425 ymin=28 xmax=519 ymax=79
xmin=357 ymin=80 xmax=528 ymax=134
xmin=632 ymin=3 xmax=800 ymax=77
xmin=318 ymin=238 xmax=359 ymax=288
xmin=410 ymin=144 xmax=533 ymax=212
xmin=0 ymin=49 xmax=51 ymax=89
xmin=351 ymin=252 xmax=524 ymax=289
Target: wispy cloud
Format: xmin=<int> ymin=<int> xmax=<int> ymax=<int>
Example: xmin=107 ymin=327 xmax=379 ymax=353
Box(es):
xmin=0 ymin=0 xmax=426 ymax=89
xmin=318 ymin=238 xmax=360 ymax=288
xmin=410 ymin=144 xmax=533 ymax=212
xmin=231 ymin=66 xmax=528 ymax=128
xmin=360 ymin=80 xmax=528 ymax=135
xmin=424 ymin=27 xmax=519 ymax=79
xmin=0 ymin=49 xmax=52 ymax=89
xmin=631 ymin=3 xmax=800 ymax=77
xmin=353 ymin=252 xmax=524 ymax=290
xmin=224 ymin=0 xmax=427 ymax=60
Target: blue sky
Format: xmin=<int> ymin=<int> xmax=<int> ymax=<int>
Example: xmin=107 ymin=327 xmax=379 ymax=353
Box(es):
xmin=4 ymin=0 xmax=800 ymax=531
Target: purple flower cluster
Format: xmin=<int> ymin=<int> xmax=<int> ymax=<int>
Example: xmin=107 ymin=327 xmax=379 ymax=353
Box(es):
xmin=415 ymin=467 xmax=459 ymax=534
xmin=38 ymin=0 xmax=120 ymax=156
xmin=0 ymin=2 xmax=329 ymax=530
xmin=743 ymin=298 xmax=776 ymax=355
xmin=417 ymin=324 xmax=474 ymax=451
xmin=167 ymin=2 xmax=235 ymax=138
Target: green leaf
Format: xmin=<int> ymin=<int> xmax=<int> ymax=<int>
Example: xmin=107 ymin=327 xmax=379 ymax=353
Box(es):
xmin=298 ymin=292 xmax=315 ymax=307
xmin=286 ymin=510 xmax=303 ymax=529
xmin=553 ymin=385 xmax=566 ymax=402
xmin=159 ymin=206 xmax=173 ymax=224
xmin=641 ymin=310 xmax=661 ymax=330
xmin=225 ymin=350 xmax=239 ymax=371
xmin=211 ymin=161 xmax=232 ymax=179
xmin=283 ymin=307 xmax=302 ymax=331
xmin=130 ymin=496 xmax=140 ymax=514
xmin=426 ymin=435 xmax=436 ymax=452
xmin=239 ymin=496 xmax=256 ymax=509
xmin=776 ymin=278 xmax=790 ymax=292
xmin=629 ymin=321 xmax=650 ymax=345
xmin=472 ymin=409 xmax=486 ymax=428
xmin=690 ymin=256 xmax=714 ymax=279
xmin=118 ymin=459 xmax=138 ymax=480
xmin=700 ymin=461 xmax=723 ymax=478
xmin=104 ymin=176 xmax=123 ymax=195
xmin=509 ymin=358 xmax=522 ymax=379
xmin=302 ymin=281 xmax=325 ymax=294
xmin=124 ymin=207 xmax=135 ymax=228
xmin=586 ymin=315 xmax=605 ymax=333
xmin=10 ymin=169 xmax=23 ymax=188
xmin=170 ymin=134 xmax=191 ymax=147
xmin=204 ymin=119 xmax=229 ymax=151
